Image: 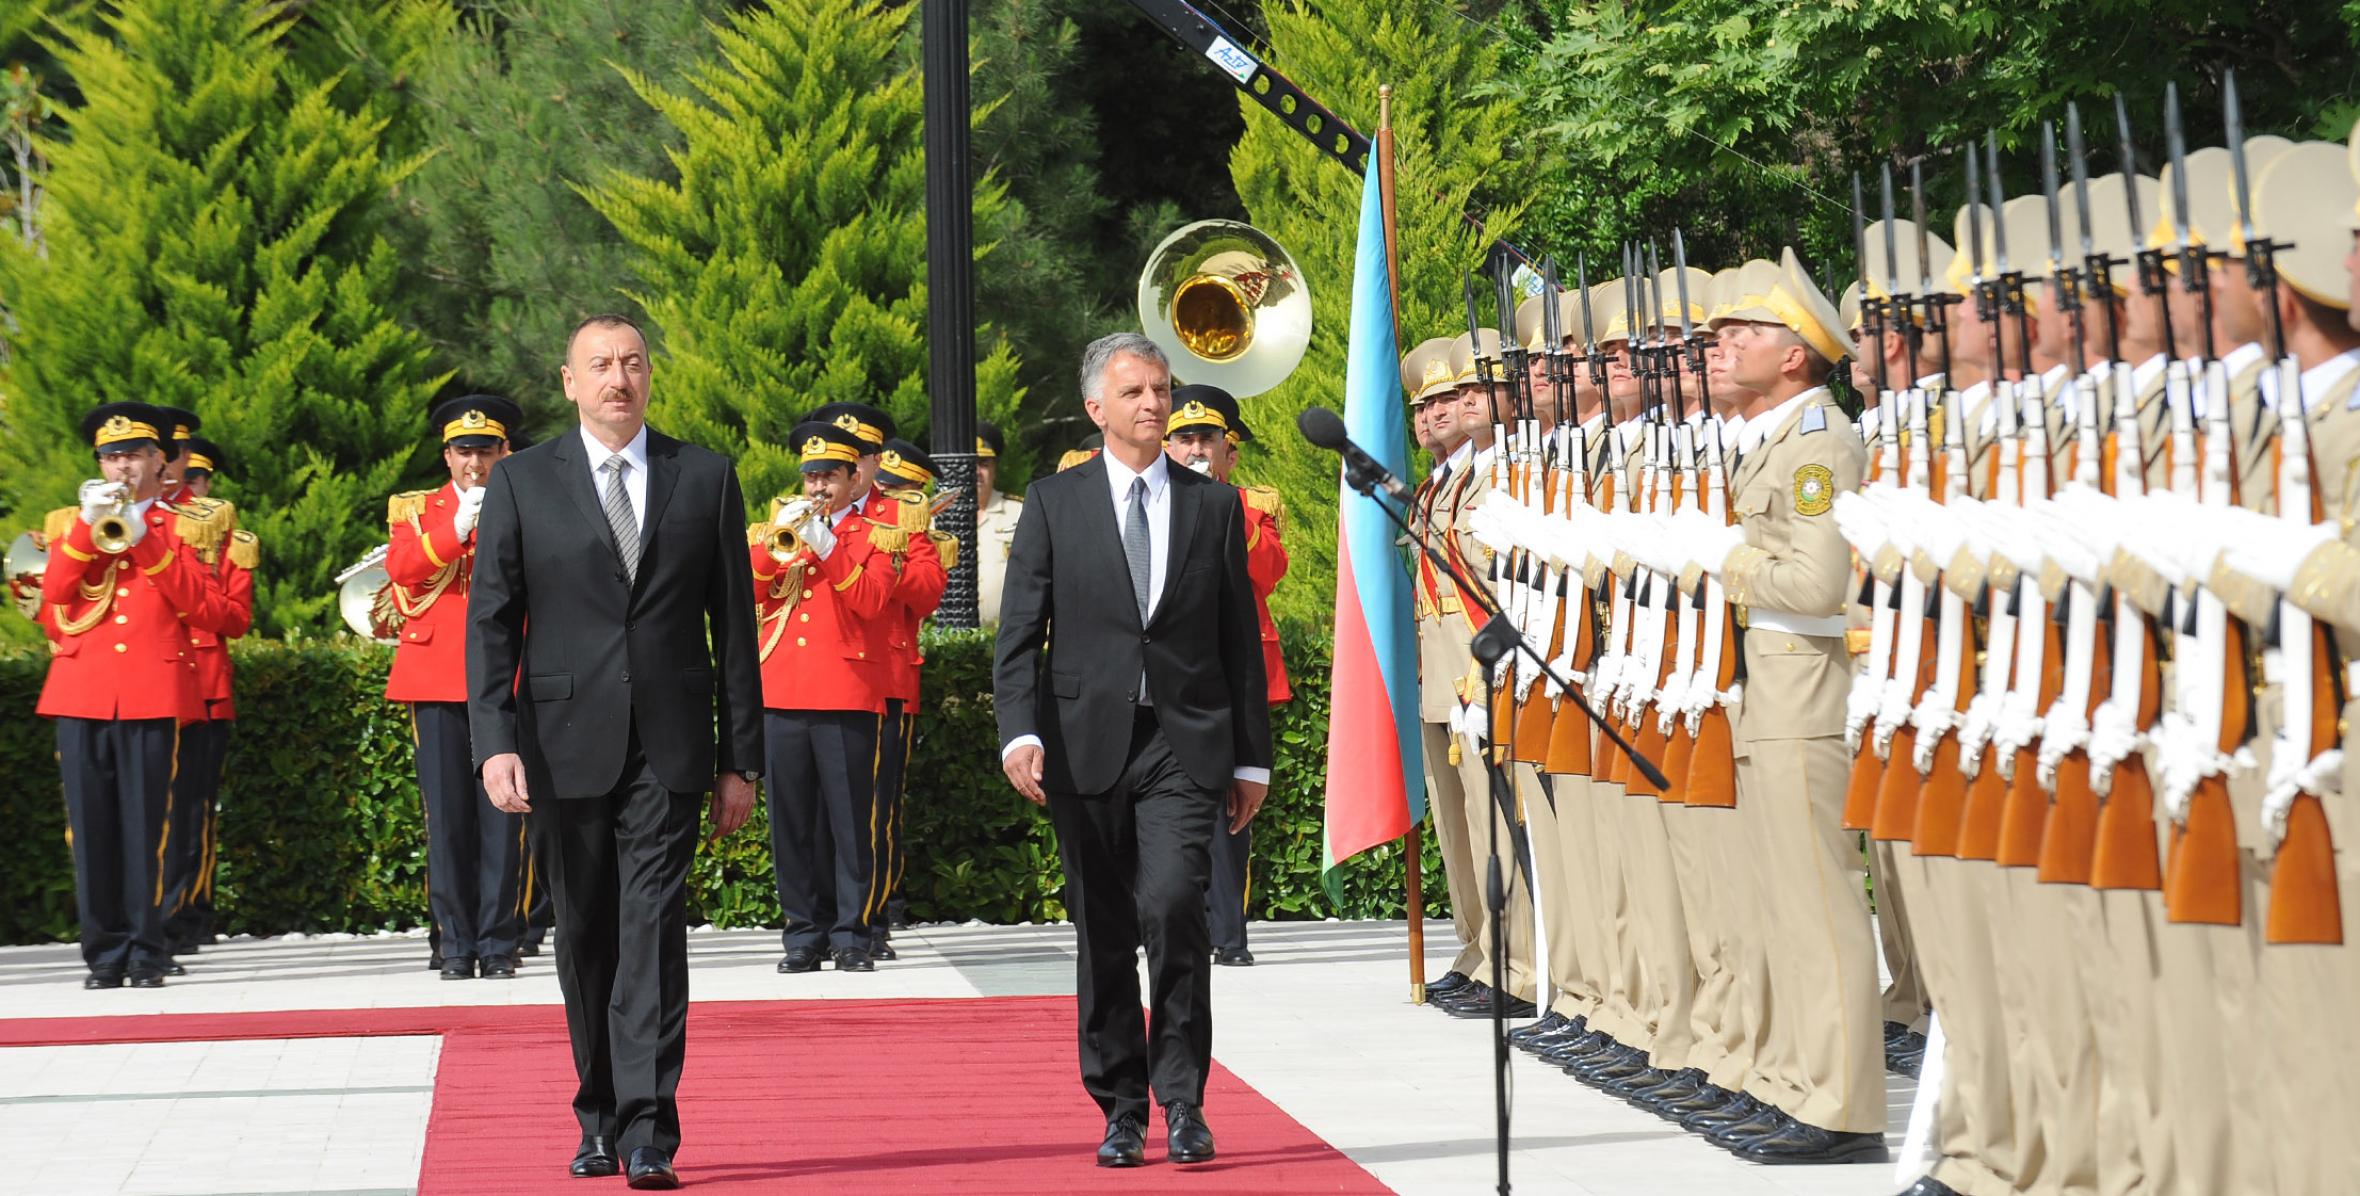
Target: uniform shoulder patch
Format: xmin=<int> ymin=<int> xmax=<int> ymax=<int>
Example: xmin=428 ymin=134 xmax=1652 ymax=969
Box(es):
xmin=1799 ymin=404 xmax=1828 ymax=435
xmin=387 ymin=490 xmax=430 ymax=528
xmin=928 ymin=528 xmax=960 ymax=571
xmin=227 ymin=529 xmax=259 ymax=570
xmin=1242 ymin=484 xmax=1285 ymax=533
xmin=43 ymin=506 xmax=76 ymax=546
xmin=746 ymin=521 xmax=773 ymax=548
xmin=1793 ymin=463 xmax=1835 ymax=516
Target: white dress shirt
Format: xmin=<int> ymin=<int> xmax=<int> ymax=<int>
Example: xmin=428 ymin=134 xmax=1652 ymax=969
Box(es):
xmin=580 ymin=423 xmax=650 ymax=533
xmin=1737 ymin=387 xmax=1822 ymax=457
xmin=2258 ymin=347 xmax=2360 ymax=414
xmin=1001 ymin=451 xmax=1269 ymax=786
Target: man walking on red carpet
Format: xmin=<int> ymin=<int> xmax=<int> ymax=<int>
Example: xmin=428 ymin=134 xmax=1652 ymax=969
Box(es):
xmin=995 ymin=332 xmax=1274 ymax=1168
xmin=468 ymin=314 xmax=765 ymax=1190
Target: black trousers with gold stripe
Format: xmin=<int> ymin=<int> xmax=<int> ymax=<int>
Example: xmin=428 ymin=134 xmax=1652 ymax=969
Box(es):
xmin=57 ymin=716 xmax=178 ymax=975
xmin=874 ymin=702 xmax=915 ymax=932
xmin=764 ymin=708 xmax=880 ymax=955
xmin=163 ymin=715 xmax=229 ymax=948
xmin=413 ymin=701 xmax=523 ymax=962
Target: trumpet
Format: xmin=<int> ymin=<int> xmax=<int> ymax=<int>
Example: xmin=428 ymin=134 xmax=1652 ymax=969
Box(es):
xmin=765 ymin=497 xmax=817 ymax=564
xmin=78 ymin=480 xmax=135 ymax=554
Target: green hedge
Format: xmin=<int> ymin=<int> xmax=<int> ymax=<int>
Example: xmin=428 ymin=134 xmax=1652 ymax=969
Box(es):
xmin=0 ymin=622 xmax=1445 ymax=944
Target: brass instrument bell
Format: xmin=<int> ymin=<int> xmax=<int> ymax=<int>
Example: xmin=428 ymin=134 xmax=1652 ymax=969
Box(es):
xmin=1137 ymin=219 xmax=1312 ymax=398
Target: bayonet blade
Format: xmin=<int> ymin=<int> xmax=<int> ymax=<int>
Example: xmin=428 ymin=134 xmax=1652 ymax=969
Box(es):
xmin=2224 ymin=69 xmax=2258 ymax=248
xmin=1965 ymin=142 xmax=1986 ymax=284
xmin=2040 ymin=119 xmax=2067 ymax=272
xmin=1912 ymin=160 xmax=1934 ymax=296
xmin=1542 ymin=255 xmax=1562 ymax=356
xmin=1576 ymin=250 xmax=1595 ymax=352
xmin=2066 ymin=103 xmax=2096 ymax=262
xmin=1671 ymin=228 xmax=1696 ymax=343
xmin=1987 ymin=133 xmax=2012 ymax=275
xmin=2166 ymin=82 xmax=2192 ymax=251
xmin=2115 ymin=95 xmax=2145 ymax=236
xmin=1880 ymin=164 xmax=1904 ymax=302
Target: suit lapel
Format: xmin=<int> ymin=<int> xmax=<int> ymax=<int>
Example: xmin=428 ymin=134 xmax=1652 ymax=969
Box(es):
xmin=550 ymin=432 xmax=625 ymax=573
xmin=1072 ymin=455 xmax=1141 ymax=629
xmin=638 ymin=432 xmax=683 ymax=570
xmin=1152 ymin=469 xmax=1200 ymax=627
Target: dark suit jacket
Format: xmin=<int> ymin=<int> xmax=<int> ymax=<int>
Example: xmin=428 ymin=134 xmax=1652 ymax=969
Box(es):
xmin=992 ymin=454 xmax=1272 ymax=795
xmin=466 ymin=427 xmax=764 ymax=799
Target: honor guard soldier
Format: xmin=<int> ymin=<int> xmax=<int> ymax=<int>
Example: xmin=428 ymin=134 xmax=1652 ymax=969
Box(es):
xmin=868 ymin=438 xmax=950 ymax=951
xmin=753 ymin=423 xmax=901 ymax=974
xmin=972 ymin=421 xmax=1022 ymax=625
xmin=1679 ymin=250 xmax=1883 ymax=1164
xmin=37 ymin=402 xmax=238 ymax=988
xmin=161 ymin=434 xmax=255 ymax=957
xmin=385 ymin=396 xmax=527 ymax=980
xmin=1164 ymin=384 xmax=1290 ymax=966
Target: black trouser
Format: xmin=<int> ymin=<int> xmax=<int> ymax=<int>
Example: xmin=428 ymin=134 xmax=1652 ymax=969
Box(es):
xmin=1205 ymin=816 xmax=1251 ymax=953
xmin=56 ymin=716 xmax=178 ymax=975
xmin=163 ymin=716 xmax=229 ymax=947
xmin=874 ymin=702 xmax=914 ymax=931
xmin=531 ymin=728 xmax=700 ymax=1156
xmin=1046 ymin=707 xmax=1222 ymax=1123
xmin=414 ymin=701 xmax=522 ymax=962
xmin=764 ymin=708 xmax=881 ymax=953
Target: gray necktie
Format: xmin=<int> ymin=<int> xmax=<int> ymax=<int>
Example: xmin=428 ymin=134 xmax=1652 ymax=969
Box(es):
xmin=1124 ymin=476 xmax=1152 ymax=621
xmin=601 ymin=456 xmax=640 ymax=583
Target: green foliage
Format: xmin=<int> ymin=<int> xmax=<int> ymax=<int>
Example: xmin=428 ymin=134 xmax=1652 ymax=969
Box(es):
xmin=0 ymin=619 xmax=1442 ymax=944
xmin=390 ymin=0 xmax=731 ymax=420
xmin=0 ymin=0 xmax=445 ymax=636
xmin=1227 ymin=1 xmax=1533 ymax=625
xmin=582 ymin=0 xmax=1023 ymax=512
xmin=1503 ymin=0 xmax=2360 ymax=280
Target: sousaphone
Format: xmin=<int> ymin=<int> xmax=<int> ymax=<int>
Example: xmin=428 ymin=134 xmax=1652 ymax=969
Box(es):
xmin=1137 ymin=220 xmax=1311 ymax=398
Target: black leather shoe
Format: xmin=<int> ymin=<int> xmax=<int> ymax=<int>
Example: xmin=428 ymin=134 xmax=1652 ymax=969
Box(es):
xmin=1510 ymin=1011 xmax=1570 ymax=1046
xmin=1425 ymin=970 xmax=1473 ymax=998
xmin=1601 ymin=1066 xmax=1672 ymax=1099
xmin=624 ymin=1146 xmax=679 ymax=1189
xmin=480 ymin=954 xmax=517 ymax=979
xmin=1732 ymin=1122 xmax=1889 ymax=1165
xmin=778 ymin=948 xmax=823 ymax=973
xmin=162 ymin=960 xmax=187 ymax=977
xmin=84 ymin=972 xmax=124 ymax=990
xmin=440 ymin=957 xmax=476 ymax=980
xmin=1165 ymin=1101 xmax=1215 ymax=1164
xmin=519 ymin=936 xmax=544 ymax=958
xmin=869 ymin=934 xmax=899 ymax=962
xmin=832 ymin=948 xmax=874 ymax=972
xmin=1213 ymin=946 xmax=1255 ymax=966
xmin=1566 ymin=1043 xmax=1646 ymax=1081
xmin=569 ymin=1134 xmax=618 ymax=1178
xmin=1096 ymin=1114 xmax=1146 ymax=1167
xmin=1540 ymin=1030 xmax=1617 ymax=1066
xmin=1662 ymin=1082 xmax=1740 ymax=1121
xmin=1680 ymin=1091 xmax=1763 ymax=1134
xmin=1883 ymin=1019 xmax=1912 ymax=1050
xmin=1897 ymin=1177 xmax=1963 ymax=1195
xmin=1432 ymin=980 xmax=1492 ymax=1012
xmin=1628 ymin=1068 xmax=1708 ymax=1111
xmin=127 ymin=969 xmax=165 ymax=989
xmin=1708 ymin=1107 xmax=1797 ymax=1149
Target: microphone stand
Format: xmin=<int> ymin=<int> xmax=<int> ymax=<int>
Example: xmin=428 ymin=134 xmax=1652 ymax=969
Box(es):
xmin=1335 ymin=444 xmax=1669 ymax=1196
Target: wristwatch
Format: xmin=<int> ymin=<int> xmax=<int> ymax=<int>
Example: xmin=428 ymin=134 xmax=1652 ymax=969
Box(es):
xmin=735 ymin=769 xmax=762 ymax=783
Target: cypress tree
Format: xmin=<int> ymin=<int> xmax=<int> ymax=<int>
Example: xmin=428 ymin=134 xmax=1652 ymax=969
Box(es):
xmin=0 ymin=0 xmax=443 ymax=635
xmin=1226 ymin=1 xmax=1531 ymax=624
xmin=583 ymin=0 xmax=1022 ymax=511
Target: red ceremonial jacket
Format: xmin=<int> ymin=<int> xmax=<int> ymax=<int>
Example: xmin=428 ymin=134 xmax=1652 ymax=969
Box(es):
xmin=37 ymin=503 xmax=236 ymax=722
xmin=383 ymin=482 xmax=476 ymax=704
xmin=859 ymin=489 xmax=946 ymax=710
xmin=1241 ymin=487 xmax=1291 ymax=705
xmin=753 ymin=507 xmax=898 ymax=714
xmin=187 ymin=547 xmax=254 ymax=720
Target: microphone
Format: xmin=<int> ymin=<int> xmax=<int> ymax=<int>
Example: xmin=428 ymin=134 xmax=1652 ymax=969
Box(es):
xmin=1298 ymin=406 xmax=1416 ymax=503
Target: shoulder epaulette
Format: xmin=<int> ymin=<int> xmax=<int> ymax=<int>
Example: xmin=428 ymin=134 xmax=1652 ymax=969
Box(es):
xmin=170 ymin=501 xmax=229 ymax=562
xmin=43 ymin=506 xmax=76 ymax=547
xmin=194 ymin=497 xmax=239 ymax=530
xmin=894 ymin=490 xmax=931 ymax=534
xmin=1800 ymin=404 xmax=1828 ymax=435
xmin=226 ymin=529 xmax=259 ymax=570
xmin=1242 ymin=483 xmax=1285 ymax=531
xmin=747 ymin=521 xmax=773 ymax=548
xmin=927 ymin=528 xmax=959 ymax=571
xmin=1004 ymin=492 xmax=1023 ymax=505
xmin=387 ymin=490 xmax=430 ymax=528
xmin=869 ymin=525 xmax=910 ymax=556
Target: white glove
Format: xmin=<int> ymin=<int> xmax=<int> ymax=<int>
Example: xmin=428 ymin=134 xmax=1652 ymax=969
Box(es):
xmin=2218 ymin=509 xmax=2335 ymax=593
xmin=1831 ymin=491 xmax=1889 ymax=557
xmin=1656 ymin=672 xmax=1691 ymax=736
xmin=1844 ymin=671 xmax=1880 ymax=754
xmin=2152 ymin=711 xmax=2205 ymax=822
xmin=796 ymin=506 xmax=837 ymax=559
xmin=78 ymin=479 xmax=126 ymax=526
xmin=2263 ymin=749 xmax=2345 ymax=853
xmin=2047 ymin=486 xmax=2125 ymax=564
xmin=1957 ymin=691 xmax=2001 ymax=775
xmin=453 ymin=485 xmax=488 ymax=539
xmin=1873 ymin=676 xmax=1916 ymax=757
xmin=1690 ymin=522 xmax=1747 ymax=580
xmin=2029 ymin=502 xmax=2102 ymax=586
xmin=2085 ymin=698 xmax=2142 ymax=792
xmin=1912 ymin=497 xmax=1967 ymax=572
xmin=2035 ymin=699 xmax=2090 ymax=791
xmin=1911 ymin=691 xmax=1957 ymax=774
xmin=1468 ymin=497 xmax=1517 ymax=555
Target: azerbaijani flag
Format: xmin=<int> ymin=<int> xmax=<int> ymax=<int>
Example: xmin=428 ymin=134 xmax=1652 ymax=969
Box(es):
xmin=1321 ymin=163 xmax=1423 ymax=897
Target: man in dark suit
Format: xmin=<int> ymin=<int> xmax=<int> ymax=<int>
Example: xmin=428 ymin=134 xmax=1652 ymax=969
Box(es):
xmin=468 ymin=314 xmax=764 ymax=1191
xmin=994 ymin=331 xmax=1274 ymax=1168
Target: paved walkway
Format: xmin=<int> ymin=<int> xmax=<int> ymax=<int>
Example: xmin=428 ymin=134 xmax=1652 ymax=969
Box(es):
xmin=0 ymin=921 xmax=1915 ymax=1195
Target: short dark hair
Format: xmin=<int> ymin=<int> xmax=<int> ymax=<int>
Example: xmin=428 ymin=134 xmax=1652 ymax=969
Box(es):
xmin=567 ymin=313 xmax=646 ymax=360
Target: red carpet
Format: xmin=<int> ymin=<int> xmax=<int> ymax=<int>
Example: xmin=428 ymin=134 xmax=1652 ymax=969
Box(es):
xmin=0 ymin=996 xmax=1388 ymax=1194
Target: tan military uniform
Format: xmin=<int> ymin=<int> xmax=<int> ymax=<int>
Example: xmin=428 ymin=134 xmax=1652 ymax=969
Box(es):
xmin=1719 ymin=388 xmax=1882 ymax=1133
xmin=972 ymin=488 xmax=1021 ymax=624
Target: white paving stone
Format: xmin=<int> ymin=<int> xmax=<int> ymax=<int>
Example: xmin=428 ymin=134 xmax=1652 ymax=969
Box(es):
xmin=0 ymin=921 xmax=1912 ymax=1194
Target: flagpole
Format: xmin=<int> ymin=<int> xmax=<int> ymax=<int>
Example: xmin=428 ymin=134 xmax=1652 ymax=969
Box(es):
xmin=1376 ymin=83 xmax=1427 ymax=1005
